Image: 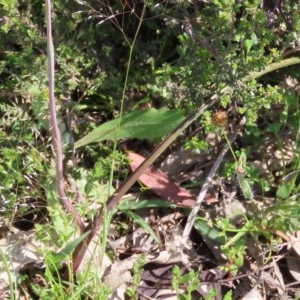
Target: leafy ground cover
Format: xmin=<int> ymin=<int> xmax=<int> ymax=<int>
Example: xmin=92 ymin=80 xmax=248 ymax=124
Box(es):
xmin=1 ymin=0 xmax=300 ymax=299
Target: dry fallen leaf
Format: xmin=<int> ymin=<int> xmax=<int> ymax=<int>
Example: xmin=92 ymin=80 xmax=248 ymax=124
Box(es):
xmin=288 ymin=232 xmax=300 ymax=257
xmin=0 ymin=230 xmax=44 ymax=281
xmin=286 ymin=251 xmax=300 ymax=283
xmin=128 ymin=152 xmax=215 ymax=207
xmin=273 ymin=260 xmax=286 ymax=298
xmin=285 ymin=232 xmax=300 ymax=283
xmin=246 ymin=235 xmax=264 ymax=268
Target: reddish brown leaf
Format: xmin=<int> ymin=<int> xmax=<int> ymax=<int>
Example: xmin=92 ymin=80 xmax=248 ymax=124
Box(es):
xmin=128 ymin=152 xmax=215 ymax=207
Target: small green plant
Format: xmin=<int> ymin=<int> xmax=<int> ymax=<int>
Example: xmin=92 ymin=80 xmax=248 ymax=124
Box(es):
xmin=126 ymin=254 xmax=147 ymax=300
xmin=172 ymin=265 xmax=200 ymax=300
xmin=0 ymin=247 xmax=16 ymax=299
xmin=205 ymin=288 xmax=219 ymax=300
xmin=223 ymin=290 xmax=233 ymax=300
xmin=235 ymin=152 xmax=254 ymax=200
xmin=224 ymin=148 xmax=255 ymax=201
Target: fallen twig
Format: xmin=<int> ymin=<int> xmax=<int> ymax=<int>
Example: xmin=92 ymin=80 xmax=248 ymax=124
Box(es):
xmin=180 ymin=118 xmax=246 ymax=257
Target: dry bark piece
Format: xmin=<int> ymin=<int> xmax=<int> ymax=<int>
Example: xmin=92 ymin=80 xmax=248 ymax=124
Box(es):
xmin=273 ymin=260 xmax=286 ymax=298
xmin=160 ymin=147 xmax=208 ymax=182
xmin=288 ymin=232 xmax=300 ymax=257
xmin=286 ymin=232 xmax=300 ymax=282
xmin=198 ymin=268 xmax=223 ymax=300
xmin=241 ymin=286 xmax=263 ymax=300
xmin=108 ymin=227 xmax=154 ymax=256
xmin=102 ymin=255 xmax=138 ymax=290
xmin=246 ymin=235 xmax=264 ymax=268
xmin=138 ymin=264 xmax=224 ymax=299
xmin=0 ymin=229 xmax=45 ymax=282
xmin=286 ymin=251 xmax=300 ymax=283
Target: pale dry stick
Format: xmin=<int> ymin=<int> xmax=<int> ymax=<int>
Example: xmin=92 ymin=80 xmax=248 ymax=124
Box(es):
xmin=180 ymin=117 xmax=246 ymax=260
xmin=45 ymin=0 xmax=85 ymax=233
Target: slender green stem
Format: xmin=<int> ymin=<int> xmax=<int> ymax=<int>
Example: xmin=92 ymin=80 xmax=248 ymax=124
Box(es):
xmin=109 ymin=1 xmax=147 ymax=191
xmin=223 ymin=230 xmax=247 ymax=248
xmin=223 ymin=132 xmax=237 ymax=162
xmin=243 ymin=57 xmax=300 ymax=81
xmin=102 ymin=2 xmax=147 ymax=267
xmin=0 ymin=247 xmax=15 ymax=299
xmin=225 ymin=131 xmax=254 ymax=201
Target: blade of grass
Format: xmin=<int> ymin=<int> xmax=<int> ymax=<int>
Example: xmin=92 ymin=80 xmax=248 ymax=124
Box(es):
xmin=118 ymin=198 xmax=177 ymax=211
xmin=126 ymin=211 xmax=161 ymax=243
xmin=0 ymin=247 xmax=15 ymax=299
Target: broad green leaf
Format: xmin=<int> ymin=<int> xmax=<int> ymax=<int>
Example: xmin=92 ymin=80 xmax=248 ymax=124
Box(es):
xmin=223 ymin=290 xmax=233 ymax=300
xmin=51 ymin=230 xmax=91 ymax=266
xmin=194 ymin=218 xmax=225 ymax=244
xmin=118 ymin=198 xmax=176 ymax=210
xmin=251 ymin=32 xmax=258 ymax=46
xmin=276 ymin=183 xmax=290 ymax=199
xmin=244 ymin=39 xmax=253 ymax=55
xmin=75 ymin=108 xmax=184 ymax=148
xmin=236 ymin=173 xmax=253 ymax=200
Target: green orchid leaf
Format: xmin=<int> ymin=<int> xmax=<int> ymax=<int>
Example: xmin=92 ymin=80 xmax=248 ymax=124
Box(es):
xmin=75 ymin=108 xmax=184 ymax=148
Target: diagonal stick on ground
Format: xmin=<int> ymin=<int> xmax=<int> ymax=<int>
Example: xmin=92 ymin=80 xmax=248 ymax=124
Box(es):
xmin=180 ymin=117 xmax=246 ymax=262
